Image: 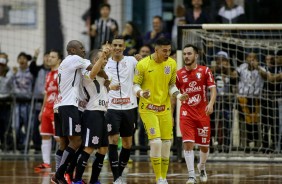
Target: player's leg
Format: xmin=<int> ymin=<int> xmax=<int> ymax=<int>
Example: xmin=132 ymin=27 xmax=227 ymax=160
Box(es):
xmin=196 ymin=118 xmax=211 ymax=183
xmin=180 ymin=117 xmax=197 ymax=184
xmin=53 ymin=106 xmax=82 ymax=183
xmin=118 ymin=108 xmax=136 ymax=177
xmin=106 ymin=109 xmax=122 ymax=182
xmin=158 ymin=113 xmax=173 ymax=182
xmin=140 ymin=112 xmax=162 ymax=183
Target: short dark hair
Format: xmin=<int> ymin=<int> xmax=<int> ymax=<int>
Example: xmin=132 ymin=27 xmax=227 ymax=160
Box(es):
xmin=99 ymin=3 xmax=111 ymax=10
xmin=183 ymin=44 xmax=199 ymax=53
xmin=113 ymin=35 xmax=125 ymax=41
xmin=155 ymin=37 xmax=171 ymax=47
xmin=50 ymin=49 xmax=63 ymax=60
xmin=17 ymin=52 xmax=32 ymax=61
xmin=153 ymin=15 xmax=163 ymax=22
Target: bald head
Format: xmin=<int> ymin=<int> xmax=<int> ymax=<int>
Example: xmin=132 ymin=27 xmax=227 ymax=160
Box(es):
xmin=66 ymin=40 xmax=86 ymax=58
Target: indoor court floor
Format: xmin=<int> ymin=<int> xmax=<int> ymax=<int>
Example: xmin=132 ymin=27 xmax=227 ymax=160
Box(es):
xmin=0 ymin=154 xmax=282 ymax=184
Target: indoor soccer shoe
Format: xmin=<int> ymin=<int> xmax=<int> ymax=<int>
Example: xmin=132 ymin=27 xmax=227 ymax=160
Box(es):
xmin=64 ymin=173 xmax=72 ymax=184
xmin=72 ymin=181 xmax=82 ymax=184
xmin=197 ymin=163 xmax=207 ymax=182
xmin=51 ymin=174 xmax=68 ymax=184
xmin=34 ymin=163 xmax=51 ymax=172
xmin=186 ymin=177 xmax=197 ymax=184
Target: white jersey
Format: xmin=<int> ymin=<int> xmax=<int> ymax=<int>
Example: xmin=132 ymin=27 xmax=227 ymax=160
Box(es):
xmin=105 ymin=56 xmax=138 ymax=110
xmin=82 ymin=72 xmax=108 ymax=111
xmin=57 ymin=55 xmax=91 ymax=107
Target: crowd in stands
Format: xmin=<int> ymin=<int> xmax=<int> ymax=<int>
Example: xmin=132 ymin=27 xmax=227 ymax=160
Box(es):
xmin=0 ymin=0 xmax=281 ymax=155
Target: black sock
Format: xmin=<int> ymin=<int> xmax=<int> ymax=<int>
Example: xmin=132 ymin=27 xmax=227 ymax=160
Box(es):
xmin=56 ymin=147 xmax=75 ymax=178
xmin=73 ymin=151 xmax=90 ymax=182
xmin=89 ymin=152 xmax=105 ymax=183
xmin=108 ymin=144 xmax=119 ymax=181
xmin=55 ymin=149 xmax=64 ymax=172
xmin=66 ymin=146 xmax=83 ymax=175
xmin=118 ymin=147 xmax=131 ymax=176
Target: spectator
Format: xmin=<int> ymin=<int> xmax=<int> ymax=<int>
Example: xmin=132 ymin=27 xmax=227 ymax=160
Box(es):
xmin=217 ymin=0 xmax=246 ymax=23
xmin=12 ymin=52 xmax=34 ymax=151
xmin=90 ymin=3 xmax=119 ymax=49
xmin=143 ymin=16 xmax=170 ymax=50
xmin=210 ymin=51 xmax=234 ymax=153
xmin=185 ymin=0 xmax=211 ymax=24
xmin=30 ymin=50 xmax=50 ymax=153
xmin=0 ymin=52 xmax=13 ymax=151
xmin=231 ymin=52 xmax=264 ymax=151
xmin=122 ymin=21 xmax=143 ymax=56
xmin=256 ymin=52 xmax=282 ymax=153
xmin=138 ymin=45 xmax=152 ymax=58
xmin=172 ymin=4 xmax=186 ymax=49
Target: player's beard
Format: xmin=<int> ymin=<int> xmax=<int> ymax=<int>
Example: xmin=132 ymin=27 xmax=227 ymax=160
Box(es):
xmin=184 ymin=58 xmax=195 ymax=66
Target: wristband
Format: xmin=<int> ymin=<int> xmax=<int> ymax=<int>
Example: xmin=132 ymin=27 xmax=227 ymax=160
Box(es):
xmin=140 ymin=90 xmax=144 ymax=97
xmin=176 ymin=93 xmax=182 ymax=99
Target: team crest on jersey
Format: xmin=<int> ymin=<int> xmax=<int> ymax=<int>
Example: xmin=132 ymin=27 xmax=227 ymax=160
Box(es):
xmin=75 ymin=124 xmax=81 ymax=133
xmin=164 ymin=66 xmax=171 ymax=74
xmin=196 ymin=72 xmax=202 ymax=80
xmin=149 ymin=128 xmax=156 ymax=135
xmin=107 ymin=124 xmax=112 ymax=132
xmin=92 ymin=136 xmax=99 ymax=144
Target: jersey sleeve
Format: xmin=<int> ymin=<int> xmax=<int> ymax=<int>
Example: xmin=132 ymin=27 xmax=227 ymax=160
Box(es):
xmin=169 ymin=61 xmax=177 ymax=86
xmin=205 ymin=67 xmax=216 ymax=88
xmin=176 ymin=72 xmax=180 ymax=89
xmin=133 ymin=61 xmax=144 ymax=85
xmin=73 ymin=56 xmax=91 ymax=70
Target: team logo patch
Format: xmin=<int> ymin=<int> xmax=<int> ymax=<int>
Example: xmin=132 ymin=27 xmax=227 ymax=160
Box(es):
xmin=75 ymin=124 xmax=81 ymax=133
xmin=164 ymin=66 xmax=171 ymax=74
xmin=107 ymin=124 xmax=112 ymax=132
xmin=92 ymin=136 xmax=99 ymax=144
xmin=196 ymin=72 xmax=202 ymax=80
xmin=149 ymin=128 xmax=156 ymax=135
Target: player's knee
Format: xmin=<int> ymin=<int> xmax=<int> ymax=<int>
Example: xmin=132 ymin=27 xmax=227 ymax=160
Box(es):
xmin=68 ymin=136 xmax=82 ymax=149
xmin=108 ymin=134 xmax=119 ymax=145
xmin=122 ymin=137 xmax=132 ymax=149
xmin=200 ymin=146 xmax=209 ymax=153
xmin=98 ymin=146 xmax=108 ymax=155
xmin=84 ymin=147 xmax=94 ymax=154
xmin=149 ymin=138 xmax=162 ymax=157
xmin=161 ymin=140 xmax=172 ymax=158
xmin=183 ymin=141 xmax=194 ymax=151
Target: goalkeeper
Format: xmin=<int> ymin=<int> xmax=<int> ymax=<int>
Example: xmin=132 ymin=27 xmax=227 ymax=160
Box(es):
xmin=133 ymin=38 xmax=188 ymax=184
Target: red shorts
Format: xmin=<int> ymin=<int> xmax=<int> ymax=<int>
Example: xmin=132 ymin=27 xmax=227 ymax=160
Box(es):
xmin=41 ymin=107 xmax=55 ymax=135
xmin=180 ymin=116 xmax=210 ymax=146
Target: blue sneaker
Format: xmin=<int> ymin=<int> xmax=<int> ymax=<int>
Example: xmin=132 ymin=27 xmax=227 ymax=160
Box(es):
xmin=72 ymin=180 xmax=82 ymax=184
xmin=90 ymin=181 xmax=101 ymax=184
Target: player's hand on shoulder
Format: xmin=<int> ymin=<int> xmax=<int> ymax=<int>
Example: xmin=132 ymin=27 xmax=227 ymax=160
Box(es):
xmin=109 ymin=84 xmax=121 ymax=91
xmin=134 ymin=54 xmax=143 ymax=61
xmin=104 ymin=79 xmax=111 ymax=88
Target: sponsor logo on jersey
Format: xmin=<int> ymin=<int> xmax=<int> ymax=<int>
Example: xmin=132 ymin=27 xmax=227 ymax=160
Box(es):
xmin=75 ymin=124 xmax=81 ymax=133
xmin=183 ymin=78 xmax=188 ymax=83
xmin=92 ymin=136 xmax=99 ymax=144
xmin=197 ymin=127 xmax=209 ymax=137
xmin=149 ymin=128 xmax=156 ymax=135
xmin=185 ymin=84 xmax=202 ymax=93
xmin=112 ymin=97 xmax=130 ymax=104
xmin=164 ymin=66 xmax=171 ymax=74
xmin=47 ymin=92 xmax=57 ymax=103
xmin=146 ymin=104 xmax=165 ymax=112
xmin=187 ymin=94 xmax=201 ymax=106
xmin=189 ymin=81 xmax=197 ymax=87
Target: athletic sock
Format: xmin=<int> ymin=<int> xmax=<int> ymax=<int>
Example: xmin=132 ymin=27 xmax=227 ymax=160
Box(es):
xmin=41 ymin=139 xmax=52 ymax=164
xmin=161 ymin=157 xmax=169 ymax=179
xmin=66 ymin=146 xmax=83 ymax=175
xmin=89 ymin=152 xmax=105 ymax=183
xmin=118 ymin=147 xmax=131 ymax=176
xmin=73 ymin=151 xmax=90 ymax=182
xmin=55 ymin=149 xmax=64 ymax=171
xmin=56 ymin=146 xmax=76 ymax=178
xmin=199 ymin=150 xmax=209 ymax=170
xmin=184 ymin=150 xmax=195 ymax=178
xmin=108 ymin=144 xmax=119 ymax=181
xmin=150 ymin=157 xmax=162 ymax=181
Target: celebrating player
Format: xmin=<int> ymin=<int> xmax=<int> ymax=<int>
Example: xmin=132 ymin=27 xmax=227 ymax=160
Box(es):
xmin=34 ymin=50 xmax=62 ymax=172
xmin=104 ymin=36 xmax=138 ymax=184
xmin=176 ymin=44 xmax=216 ymax=184
xmin=133 ymin=38 xmax=188 ymax=184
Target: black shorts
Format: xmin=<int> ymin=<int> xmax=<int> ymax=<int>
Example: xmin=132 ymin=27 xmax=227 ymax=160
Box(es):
xmin=58 ymin=105 xmax=81 ymax=136
xmin=82 ymin=110 xmax=108 ymax=148
xmin=105 ymin=108 xmax=137 ymax=137
xmin=54 ymin=112 xmax=63 ymax=137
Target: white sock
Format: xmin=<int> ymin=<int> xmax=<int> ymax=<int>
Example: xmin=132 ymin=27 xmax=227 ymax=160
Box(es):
xmin=41 ymin=139 xmax=52 ymax=164
xmin=199 ymin=149 xmax=209 ymax=170
xmin=184 ymin=150 xmax=195 ymax=178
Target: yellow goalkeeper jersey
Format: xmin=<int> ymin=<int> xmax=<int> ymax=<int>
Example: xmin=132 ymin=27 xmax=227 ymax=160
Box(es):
xmin=133 ymin=55 xmax=177 ymax=114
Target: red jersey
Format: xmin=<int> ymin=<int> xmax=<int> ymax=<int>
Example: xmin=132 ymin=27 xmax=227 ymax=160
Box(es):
xmin=176 ymin=65 xmax=215 ymax=120
xmin=44 ymin=70 xmax=59 ymax=109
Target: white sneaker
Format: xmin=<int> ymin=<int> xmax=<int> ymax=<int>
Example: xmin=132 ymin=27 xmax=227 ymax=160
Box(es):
xmin=162 ymin=178 xmax=168 ymax=184
xmin=186 ymin=177 xmax=197 ymax=184
xmin=197 ymin=163 xmax=207 ymax=182
xmin=156 ymin=178 xmax=163 ymax=184
xmin=113 ymin=177 xmax=126 ymax=184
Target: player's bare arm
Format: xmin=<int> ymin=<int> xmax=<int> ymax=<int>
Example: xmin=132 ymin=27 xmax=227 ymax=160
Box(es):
xmin=133 ymin=83 xmax=150 ymax=98
xmin=205 ymin=86 xmax=217 ymax=115
xmin=169 ymin=84 xmax=189 ymax=101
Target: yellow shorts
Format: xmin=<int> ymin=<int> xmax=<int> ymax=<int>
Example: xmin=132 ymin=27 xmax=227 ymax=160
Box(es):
xmin=140 ymin=112 xmax=173 ymax=140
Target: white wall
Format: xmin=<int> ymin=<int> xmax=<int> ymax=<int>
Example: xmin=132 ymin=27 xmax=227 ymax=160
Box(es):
xmin=0 ymin=0 xmax=45 ymax=67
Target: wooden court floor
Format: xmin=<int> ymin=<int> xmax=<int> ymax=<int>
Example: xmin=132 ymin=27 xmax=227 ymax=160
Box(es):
xmin=0 ymin=156 xmax=282 ymax=184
